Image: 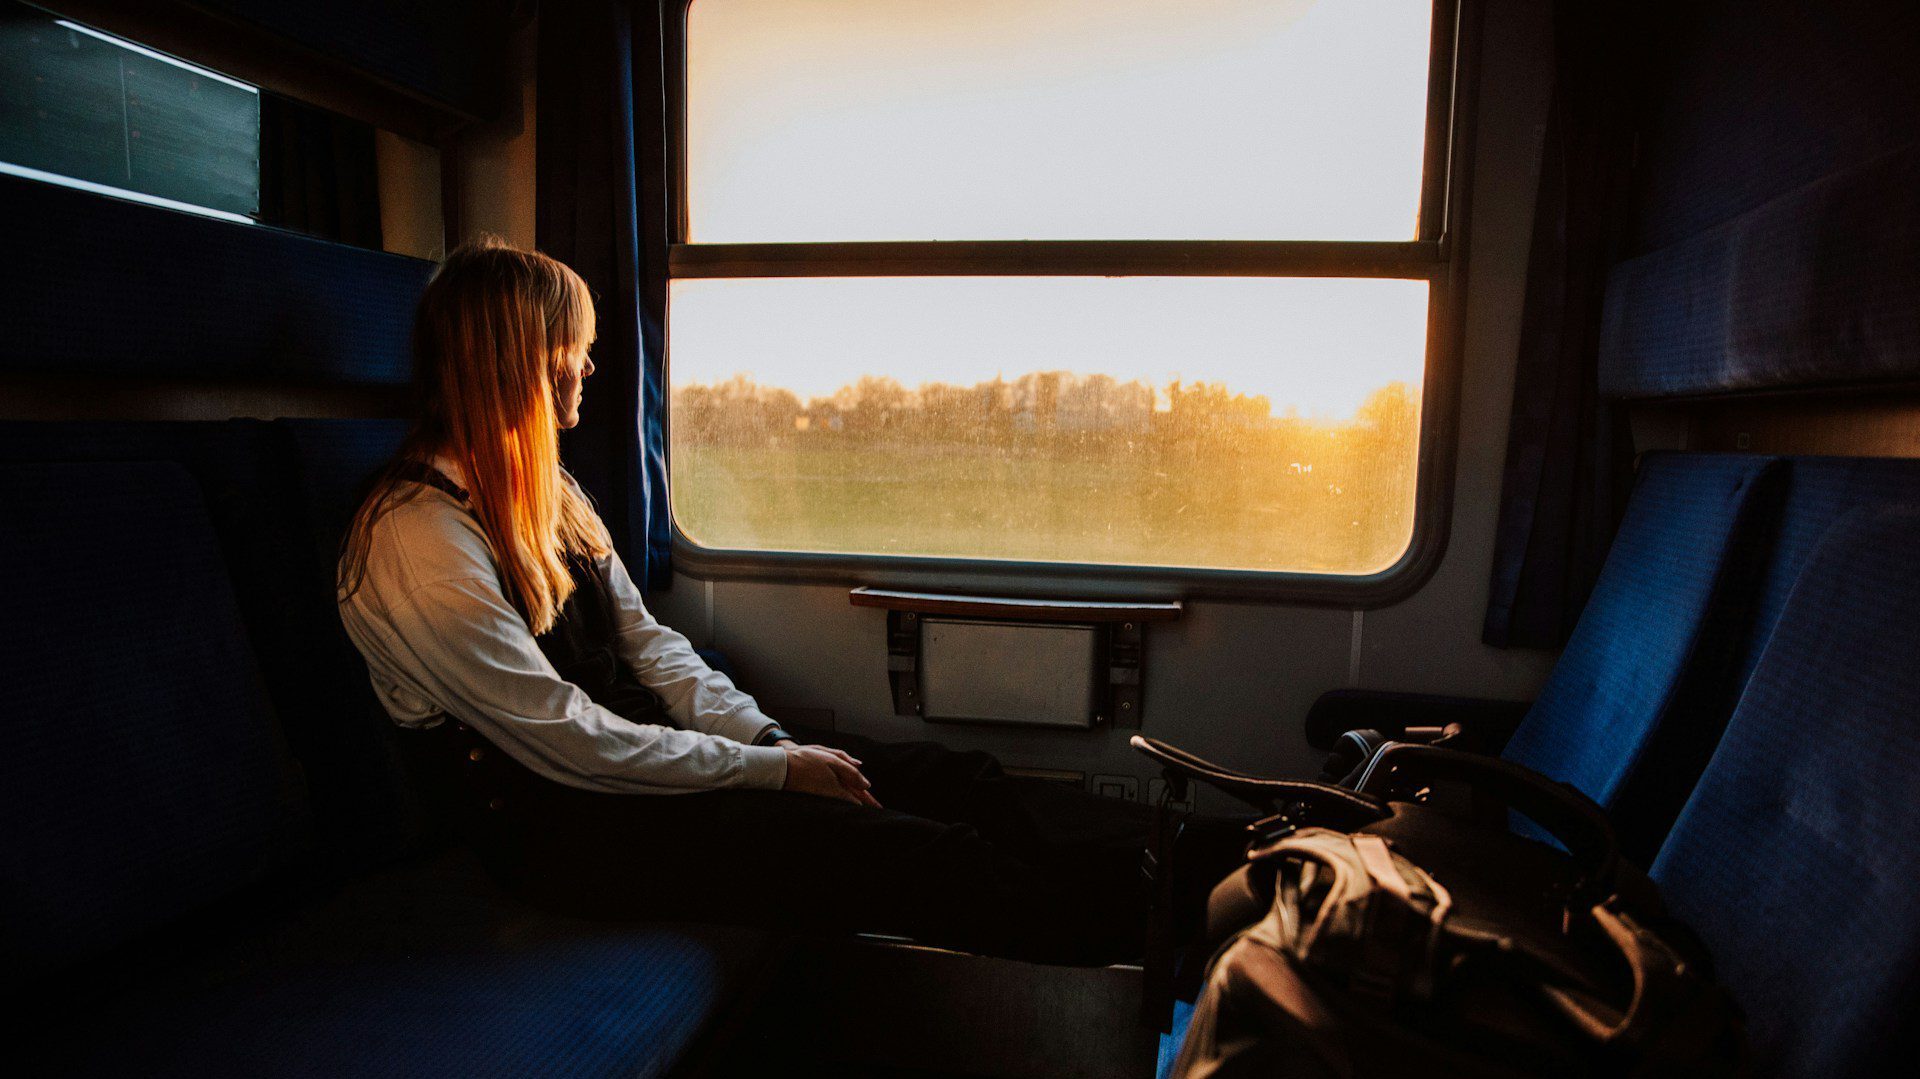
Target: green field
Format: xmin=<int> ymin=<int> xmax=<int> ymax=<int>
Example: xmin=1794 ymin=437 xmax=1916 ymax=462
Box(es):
xmin=671 ymin=435 xmax=1416 ymax=574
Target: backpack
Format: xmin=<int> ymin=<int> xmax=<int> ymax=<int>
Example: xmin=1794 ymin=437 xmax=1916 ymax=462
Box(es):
xmin=1139 ymin=740 xmax=1746 ymax=1078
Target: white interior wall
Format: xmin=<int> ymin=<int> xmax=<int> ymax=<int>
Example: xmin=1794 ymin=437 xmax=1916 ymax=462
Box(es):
xmin=481 ymin=0 xmax=1561 ymax=802
xmin=373 ymin=129 xmax=445 ymax=261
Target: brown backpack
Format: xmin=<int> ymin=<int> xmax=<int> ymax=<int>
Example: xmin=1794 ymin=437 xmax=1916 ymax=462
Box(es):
xmin=1145 ymin=742 xmax=1746 ymax=1078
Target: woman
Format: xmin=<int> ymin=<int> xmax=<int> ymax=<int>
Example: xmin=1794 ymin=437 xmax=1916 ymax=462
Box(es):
xmin=338 ymin=239 xmax=1148 ymax=963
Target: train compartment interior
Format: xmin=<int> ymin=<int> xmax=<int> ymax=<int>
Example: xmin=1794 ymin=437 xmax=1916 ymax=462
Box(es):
xmin=4 ymin=1 xmax=1919 ymax=1077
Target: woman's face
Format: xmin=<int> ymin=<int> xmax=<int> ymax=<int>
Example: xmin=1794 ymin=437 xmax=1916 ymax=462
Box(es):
xmin=554 ymin=344 xmax=595 ymax=429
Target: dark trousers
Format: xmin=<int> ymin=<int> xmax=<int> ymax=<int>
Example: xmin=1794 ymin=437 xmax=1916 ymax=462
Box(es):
xmin=419 ymin=723 xmax=1154 ymax=965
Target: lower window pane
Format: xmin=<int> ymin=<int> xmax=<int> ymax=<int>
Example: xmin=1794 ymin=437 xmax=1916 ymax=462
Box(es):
xmin=668 ymin=276 xmax=1428 ymax=576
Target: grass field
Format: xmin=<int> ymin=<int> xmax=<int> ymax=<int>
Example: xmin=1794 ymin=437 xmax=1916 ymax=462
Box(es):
xmin=670 ymin=436 xmax=1416 ymax=575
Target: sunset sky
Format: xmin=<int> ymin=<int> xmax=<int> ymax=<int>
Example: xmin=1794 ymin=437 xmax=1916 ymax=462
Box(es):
xmin=676 ymin=0 xmax=1434 ymax=420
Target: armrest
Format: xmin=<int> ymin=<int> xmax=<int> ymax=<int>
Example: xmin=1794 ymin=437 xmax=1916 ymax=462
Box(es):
xmin=1303 ymin=689 xmax=1532 ymax=753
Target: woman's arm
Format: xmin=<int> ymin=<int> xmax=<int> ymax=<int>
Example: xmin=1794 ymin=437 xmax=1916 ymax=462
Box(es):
xmin=385 ymin=573 xmax=790 ymax=794
xmin=598 ymin=551 xmax=786 ymax=747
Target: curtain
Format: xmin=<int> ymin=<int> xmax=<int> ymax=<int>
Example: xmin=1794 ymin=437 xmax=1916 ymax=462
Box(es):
xmin=1482 ymin=1 xmax=1640 ymax=649
xmin=258 ymin=94 xmax=383 ymax=249
xmin=535 ymin=0 xmax=674 ymax=590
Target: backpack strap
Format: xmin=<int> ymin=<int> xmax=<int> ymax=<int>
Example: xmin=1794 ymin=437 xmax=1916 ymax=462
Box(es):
xmin=392 ymin=461 xmax=470 ymax=505
xmin=1251 ymin=828 xmax=1453 ymax=1007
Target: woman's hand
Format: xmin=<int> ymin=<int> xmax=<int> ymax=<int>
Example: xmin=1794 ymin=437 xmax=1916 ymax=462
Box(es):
xmin=780 ymin=744 xmax=882 ymax=808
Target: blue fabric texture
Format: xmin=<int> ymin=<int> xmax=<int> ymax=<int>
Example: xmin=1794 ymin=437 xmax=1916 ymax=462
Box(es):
xmin=58 ymin=919 xmax=763 ymax=1079
xmin=1600 ymin=141 xmax=1920 ymax=399
xmin=276 ymin=419 xmax=442 ymax=867
xmin=536 ymin=0 xmax=674 ymax=591
xmin=0 ymin=439 xmax=784 ymax=1079
xmin=278 ymin=418 xmax=413 ymax=567
xmin=0 ymin=421 xmax=307 ymax=656
xmin=1597 ymin=0 xmax=1920 ymax=399
xmin=1498 ymin=454 xmax=1781 ymax=856
xmin=1622 ymin=0 xmax=1920 ymax=257
xmin=0 ymin=420 xmax=436 ymax=873
xmin=1652 ymin=506 xmax=1920 ymax=1078
xmin=1733 ymin=456 xmax=1920 ymax=686
xmin=0 ymin=173 xmax=429 ymax=385
xmin=0 ymin=462 xmax=308 ymax=987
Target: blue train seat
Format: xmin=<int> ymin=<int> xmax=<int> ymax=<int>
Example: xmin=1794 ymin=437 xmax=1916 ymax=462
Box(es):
xmin=1651 ymin=505 xmax=1920 ymax=1077
xmin=1493 ymin=453 xmax=1783 ymax=858
xmin=1 ymin=444 xmax=784 ymax=1078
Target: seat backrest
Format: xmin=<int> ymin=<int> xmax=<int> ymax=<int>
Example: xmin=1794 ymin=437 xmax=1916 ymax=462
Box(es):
xmin=0 ymin=420 xmax=393 ymax=863
xmin=1498 ymin=453 xmax=1782 ymax=860
xmin=1651 ymin=505 xmax=1920 ymax=1078
xmin=274 ymin=418 xmax=445 ymax=867
xmin=0 ymin=419 xmax=442 ymax=875
xmin=276 ymin=418 xmax=412 ymax=567
xmin=0 ymin=462 xmax=310 ymax=989
xmin=0 ymin=420 xmax=308 ymax=662
xmin=1733 ymin=456 xmax=1920 ymax=687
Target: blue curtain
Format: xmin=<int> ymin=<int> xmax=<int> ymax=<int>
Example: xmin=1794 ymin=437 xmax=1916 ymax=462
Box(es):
xmin=259 ymin=94 xmax=384 ymax=249
xmin=1482 ymin=1 xmax=1640 ymax=648
xmin=535 ymin=0 xmax=674 ymax=590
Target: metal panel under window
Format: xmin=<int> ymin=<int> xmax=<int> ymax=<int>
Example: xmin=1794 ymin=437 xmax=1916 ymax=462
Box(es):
xmin=919 ymin=618 xmax=1098 ymax=728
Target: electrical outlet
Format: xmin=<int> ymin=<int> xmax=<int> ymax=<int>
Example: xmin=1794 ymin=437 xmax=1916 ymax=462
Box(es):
xmin=1092 ymin=773 xmax=1140 ymax=802
xmin=1147 ymin=777 xmax=1195 ymax=813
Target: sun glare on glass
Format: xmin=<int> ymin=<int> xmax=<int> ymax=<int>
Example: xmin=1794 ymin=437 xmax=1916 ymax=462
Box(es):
xmin=686 ymin=0 xmax=1435 ymax=242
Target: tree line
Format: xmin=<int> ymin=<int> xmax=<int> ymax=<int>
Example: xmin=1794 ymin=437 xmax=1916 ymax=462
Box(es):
xmin=671 ymin=370 xmax=1423 ymax=572
xmin=674 ymin=370 xmax=1415 ymax=450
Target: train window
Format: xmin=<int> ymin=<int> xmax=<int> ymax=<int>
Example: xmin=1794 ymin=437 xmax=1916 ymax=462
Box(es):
xmin=0 ymin=1 xmax=400 ymax=251
xmin=0 ymin=4 xmax=260 ymax=222
xmin=684 ymin=0 xmax=1434 ymax=242
xmin=669 ymin=0 xmax=1460 ymax=587
xmin=672 ymin=276 xmax=1426 ymax=574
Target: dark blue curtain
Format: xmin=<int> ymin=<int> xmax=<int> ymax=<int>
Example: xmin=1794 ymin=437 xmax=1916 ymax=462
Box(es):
xmin=535 ymin=0 xmax=674 ymax=590
xmin=259 ymin=94 xmax=384 ymax=250
xmin=1482 ymin=1 xmax=1641 ymax=648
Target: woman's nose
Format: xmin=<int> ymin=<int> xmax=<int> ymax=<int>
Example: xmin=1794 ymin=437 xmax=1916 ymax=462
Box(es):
xmin=584 ymin=355 xmax=596 ymax=377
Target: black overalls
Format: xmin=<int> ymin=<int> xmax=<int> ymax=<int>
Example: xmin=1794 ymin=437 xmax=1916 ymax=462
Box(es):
xmin=403 ymin=467 xmax=1151 ymax=965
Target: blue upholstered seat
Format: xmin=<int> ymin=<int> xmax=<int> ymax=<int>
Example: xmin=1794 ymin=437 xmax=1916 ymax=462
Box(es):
xmin=1734 ymin=456 xmax=1920 ymax=684
xmin=1499 ymin=453 xmax=1920 ymax=861
xmin=0 ymin=462 xmax=310 ymax=990
xmin=0 ymin=419 xmax=434 ymax=872
xmin=53 ymin=907 xmax=778 ymax=1079
xmin=1497 ymin=453 xmax=1782 ymax=858
xmin=272 ymin=419 xmax=438 ymax=868
xmin=3 ymin=444 xmax=784 ymax=1079
xmin=276 ymin=418 xmax=413 ymax=566
xmin=1651 ymin=506 xmax=1920 ymax=1078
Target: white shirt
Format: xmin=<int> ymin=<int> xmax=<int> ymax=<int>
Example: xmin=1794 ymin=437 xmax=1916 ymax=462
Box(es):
xmin=337 ymin=463 xmax=789 ymax=795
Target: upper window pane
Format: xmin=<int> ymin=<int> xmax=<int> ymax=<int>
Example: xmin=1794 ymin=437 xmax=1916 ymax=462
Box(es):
xmin=686 ymin=0 xmax=1437 ymax=243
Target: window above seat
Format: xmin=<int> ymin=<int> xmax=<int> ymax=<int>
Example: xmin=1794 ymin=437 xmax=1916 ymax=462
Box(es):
xmin=664 ymin=0 xmax=1473 ymax=601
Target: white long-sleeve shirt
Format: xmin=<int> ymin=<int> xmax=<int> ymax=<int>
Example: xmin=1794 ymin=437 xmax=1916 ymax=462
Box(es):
xmin=337 ymin=464 xmax=790 ymax=795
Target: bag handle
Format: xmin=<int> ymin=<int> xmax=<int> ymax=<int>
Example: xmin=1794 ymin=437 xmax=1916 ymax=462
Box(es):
xmin=1356 ymin=743 xmax=1620 ymax=900
xmin=1129 ymin=735 xmax=1389 ymax=826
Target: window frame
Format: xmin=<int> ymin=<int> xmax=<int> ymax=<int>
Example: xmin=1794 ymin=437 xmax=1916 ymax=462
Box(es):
xmin=658 ymin=0 xmax=1478 ymax=606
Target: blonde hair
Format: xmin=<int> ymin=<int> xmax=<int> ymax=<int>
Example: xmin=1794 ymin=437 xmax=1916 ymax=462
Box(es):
xmin=341 ymin=237 xmax=610 ymax=634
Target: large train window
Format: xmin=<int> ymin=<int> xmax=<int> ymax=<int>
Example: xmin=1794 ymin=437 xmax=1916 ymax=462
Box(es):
xmin=668 ymin=0 xmax=1465 ymax=595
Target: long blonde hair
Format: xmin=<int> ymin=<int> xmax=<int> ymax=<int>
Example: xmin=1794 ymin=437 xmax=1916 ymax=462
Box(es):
xmin=341 ymin=238 xmax=610 ymax=634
